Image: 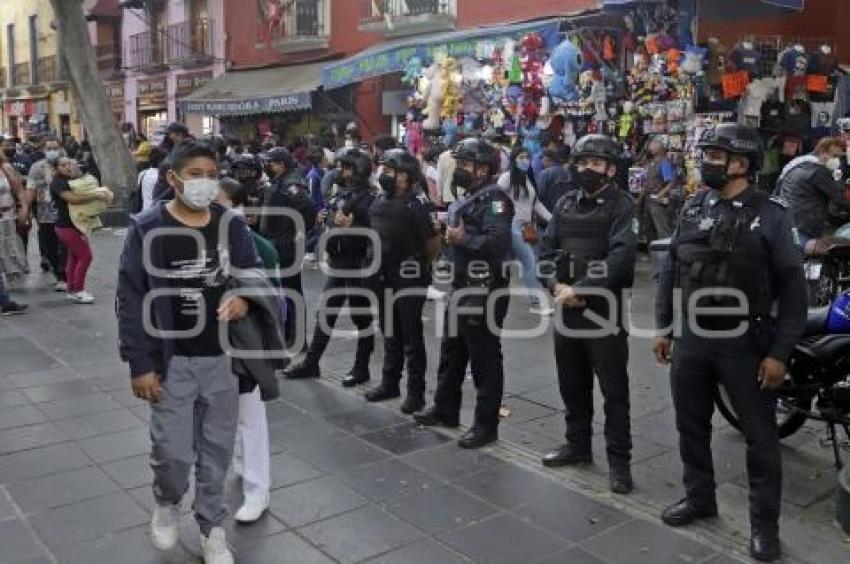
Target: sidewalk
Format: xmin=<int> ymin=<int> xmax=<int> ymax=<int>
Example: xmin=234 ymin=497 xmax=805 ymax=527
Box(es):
xmin=0 ymin=229 xmax=845 ymax=563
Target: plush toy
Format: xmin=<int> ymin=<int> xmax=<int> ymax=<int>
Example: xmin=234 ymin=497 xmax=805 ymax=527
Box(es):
xmin=405 ymin=119 xmax=423 ymax=155
xmin=548 ymin=39 xmax=582 ymax=104
xmin=508 ymin=53 xmax=523 ymax=84
xmin=463 ymin=112 xmax=476 ymax=132
xmin=439 ymin=58 xmax=462 ymax=119
xmin=680 ymin=45 xmax=707 ymax=75
xmin=420 ymin=63 xmax=443 ymax=130
xmin=460 ymin=57 xmax=484 ymax=88
xmin=521 ymin=124 xmax=541 ymax=155
xmin=441 ymin=118 xmax=458 ymax=147
xmin=403 ymin=57 xmax=423 ymax=86
xmin=488 ymin=107 xmax=505 ymax=129
xmin=665 ymin=48 xmax=682 ymax=76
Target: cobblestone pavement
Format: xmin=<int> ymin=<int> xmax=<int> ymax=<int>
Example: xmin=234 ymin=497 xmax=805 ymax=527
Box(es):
xmin=0 ymin=229 xmax=847 ymax=563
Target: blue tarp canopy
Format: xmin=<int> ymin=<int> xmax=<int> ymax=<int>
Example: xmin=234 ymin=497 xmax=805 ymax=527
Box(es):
xmin=602 ymin=0 xmax=802 ymax=6
xmin=321 ymin=18 xmax=561 ymax=90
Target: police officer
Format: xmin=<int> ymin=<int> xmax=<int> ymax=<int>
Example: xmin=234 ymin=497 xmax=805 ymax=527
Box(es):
xmin=285 ymin=148 xmax=377 ymax=387
xmin=365 ymin=149 xmax=440 ymax=413
xmin=537 ymin=134 xmax=638 ymax=494
xmin=654 ymin=124 xmax=806 ymax=562
xmin=259 ymin=147 xmax=316 ymax=348
xmin=414 ymin=139 xmax=513 ymax=449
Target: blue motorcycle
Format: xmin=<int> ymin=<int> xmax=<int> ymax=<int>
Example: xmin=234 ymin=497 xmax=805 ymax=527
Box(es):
xmin=715 ymin=290 xmax=850 ymax=468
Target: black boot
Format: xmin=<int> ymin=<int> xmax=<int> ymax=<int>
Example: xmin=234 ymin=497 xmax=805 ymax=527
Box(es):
xmin=541 ymin=444 xmax=592 ymax=468
xmin=413 ymin=406 xmax=459 ymax=427
xmin=284 ymin=359 xmax=320 ymax=380
xmin=342 ymin=365 xmax=370 ymax=388
xmin=458 ymin=427 xmax=498 ymax=449
xmin=608 ymin=464 xmax=633 ymax=495
xmin=400 ymin=392 xmax=425 ymax=414
xmin=750 ymin=527 xmax=781 ymax=562
xmin=364 ymin=384 xmax=400 ymax=402
xmin=660 ymin=498 xmax=718 ymax=527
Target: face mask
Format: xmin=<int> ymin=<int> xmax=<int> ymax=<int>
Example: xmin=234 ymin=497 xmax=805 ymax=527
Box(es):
xmin=827 ymin=157 xmax=842 ymax=171
xmin=176 ymin=177 xmax=219 ymax=210
xmin=700 ymin=162 xmax=730 ymax=190
xmin=378 ymin=173 xmax=396 ymax=193
xmin=576 ymin=168 xmax=609 ymax=192
xmin=344 ymin=139 xmax=355 ymax=149
xmin=46 ymin=150 xmax=61 ymax=163
xmin=3 ymin=148 xmax=15 ymax=159
xmin=452 ymin=168 xmax=474 ymax=190
xmin=516 ymin=158 xmax=531 ymax=172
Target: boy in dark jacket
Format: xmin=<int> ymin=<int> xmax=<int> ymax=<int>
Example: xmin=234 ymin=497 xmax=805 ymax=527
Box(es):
xmin=117 ymin=142 xmax=260 ymax=564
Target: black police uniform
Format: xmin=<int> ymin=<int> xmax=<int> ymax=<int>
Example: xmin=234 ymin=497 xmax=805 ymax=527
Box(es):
xmin=368 ymin=185 xmax=436 ymax=404
xmin=538 ymin=184 xmax=637 ymax=471
xmin=427 ymin=182 xmax=513 ymax=436
xmin=656 ymin=185 xmax=806 ymax=535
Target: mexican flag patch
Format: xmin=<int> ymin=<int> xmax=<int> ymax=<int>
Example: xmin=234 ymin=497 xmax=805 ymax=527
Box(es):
xmin=491 ymin=200 xmax=505 ymax=215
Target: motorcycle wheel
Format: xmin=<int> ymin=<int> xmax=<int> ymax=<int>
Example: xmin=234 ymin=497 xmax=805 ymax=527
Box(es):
xmin=714 ymin=383 xmax=812 ymax=439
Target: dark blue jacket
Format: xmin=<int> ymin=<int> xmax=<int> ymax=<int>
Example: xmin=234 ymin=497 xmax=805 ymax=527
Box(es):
xmin=116 ymin=202 xmax=261 ymax=379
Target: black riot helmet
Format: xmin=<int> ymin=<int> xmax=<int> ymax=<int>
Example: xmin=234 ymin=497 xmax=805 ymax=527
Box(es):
xmin=452 ymin=138 xmax=498 ymax=174
xmin=379 ymin=148 xmax=420 ymax=175
xmin=265 ymin=147 xmax=297 ymax=170
xmin=338 ymin=147 xmax=372 ymax=179
xmin=230 ymin=154 xmax=263 ymax=182
xmin=697 ymin=123 xmax=764 ymax=175
xmin=571 ymin=134 xmax=624 ymax=167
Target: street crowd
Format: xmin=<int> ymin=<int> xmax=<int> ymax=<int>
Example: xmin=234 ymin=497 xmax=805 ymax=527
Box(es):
xmin=6 ymin=116 xmax=850 ymax=563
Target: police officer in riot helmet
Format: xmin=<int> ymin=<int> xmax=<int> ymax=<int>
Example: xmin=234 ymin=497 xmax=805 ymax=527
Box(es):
xmin=365 ymin=149 xmax=440 ymax=413
xmin=414 ymin=138 xmax=514 ymax=449
xmin=229 ymin=154 xmax=267 ymax=221
xmin=259 ymin=147 xmax=316 ymax=348
xmin=654 ymin=123 xmax=806 ymax=562
xmin=285 ymin=147 xmax=378 ymax=387
xmin=537 ymin=134 xmax=638 ymax=494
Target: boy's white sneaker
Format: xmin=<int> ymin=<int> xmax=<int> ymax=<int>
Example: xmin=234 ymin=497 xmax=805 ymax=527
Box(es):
xmin=150 ymin=503 xmax=179 ymax=551
xmin=234 ymin=491 xmax=269 ymax=523
xmin=73 ymin=291 xmax=95 ymax=304
xmin=200 ymin=527 xmax=234 ymax=564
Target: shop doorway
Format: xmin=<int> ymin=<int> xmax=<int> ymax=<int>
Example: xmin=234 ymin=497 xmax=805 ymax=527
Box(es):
xmin=138 ymin=110 xmax=168 ymax=140
xmin=59 ymin=115 xmax=71 ymax=139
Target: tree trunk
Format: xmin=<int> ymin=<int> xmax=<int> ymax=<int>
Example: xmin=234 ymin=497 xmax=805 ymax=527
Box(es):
xmin=50 ymin=0 xmax=136 ymax=209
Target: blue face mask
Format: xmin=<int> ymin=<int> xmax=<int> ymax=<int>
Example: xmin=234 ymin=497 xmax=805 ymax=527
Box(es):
xmin=516 ymin=158 xmax=531 ymax=172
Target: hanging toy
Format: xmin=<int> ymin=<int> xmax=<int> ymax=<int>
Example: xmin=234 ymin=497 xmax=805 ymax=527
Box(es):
xmin=547 ymin=39 xmax=582 ymax=103
xmin=439 ymin=57 xmax=462 ymax=119
xmin=508 ymin=53 xmax=523 ymax=84
xmin=441 ymin=117 xmax=459 ymax=147
xmin=420 ymin=62 xmax=443 ymax=130
xmin=402 ymin=57 xmax=423 ymax=86
xmin=522 ymin=123 xmax=542 ymax=156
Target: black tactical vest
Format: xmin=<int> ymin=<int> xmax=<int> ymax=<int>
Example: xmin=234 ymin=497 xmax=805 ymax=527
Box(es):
xmin=369 ymin=189 xmax=426 ymax=265
xmin=675 ymin=190 xmax=771 ymax=329
xmin=554 ymin=191 xmax=613 ymax=284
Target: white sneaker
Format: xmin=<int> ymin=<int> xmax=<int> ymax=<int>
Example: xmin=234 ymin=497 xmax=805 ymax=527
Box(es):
xmin=234 ymin=491 xmax=269 ymax=523
xmin=200 ymin=527 xmax=234 ymax=564
xmin=65 ymin=291 xmax=77 ymax=300
xmin=426 ymin=285 xmax=446 ymax=300
xmin=150 ymin=504 xmax=179 ymax=551
xmin=54 ymin=281 xmax=68 ymax=292
xmin=72 ymin=291 xmax=95 ymax=304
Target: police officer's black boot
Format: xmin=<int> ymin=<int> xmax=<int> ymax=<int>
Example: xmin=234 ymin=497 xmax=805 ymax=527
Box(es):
xmin=413 ymin=407 xmax=459 ymax=428
xmin=342 ymin=360 xmax=370 ymax=388
xmin=284 ymin=358 xmax=320 ymax=380
xmin=750 ymin=526 xmax=781 ymax=562
xmin=608 ymin=463 xmax=633 ymax=495
xmin=458 ymin=426 xmax=498 ymax=449
xmin=541 ymin=444 xmax=592 ymax=468
xmin=364 ymin=382 xmax=400 ymax=402
xmin=400 ymin=377 xmax=426 ymax=415
xmin=660 ymin=498 xmax=718 ymax=527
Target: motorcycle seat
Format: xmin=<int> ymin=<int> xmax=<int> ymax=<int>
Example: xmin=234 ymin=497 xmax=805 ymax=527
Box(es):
xmin=797 ymin=334 xmax=850 ymax=365
xmin=804 ymin=307 xmax=830 ymax=337
xmin=804 ymin=237 xmax=850 ymax=258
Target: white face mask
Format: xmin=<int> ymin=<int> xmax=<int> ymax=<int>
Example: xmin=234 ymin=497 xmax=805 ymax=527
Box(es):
xmin=177 ymin=177 xmax=219 ymax=210
xmin=827 ymin=157 xmax=842 ymax=171
xmin=344 ymin=139 xmax=355 ymax=148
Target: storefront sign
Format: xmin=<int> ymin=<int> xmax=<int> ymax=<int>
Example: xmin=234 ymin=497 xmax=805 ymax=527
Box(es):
xmin=322 ymin=19 xmax=560 ymax=89
xmin=180 ymin=91 xmax=312 ymax=115
xmin=137 ymin=76 xmax=168 ymax=110
xmin=175 ymin=71 xmax=213 ymax=98
xmin=4 ymin=99 xmax=34 ymax=117
xmin=103 ymin=81 xmax=124 ymax=114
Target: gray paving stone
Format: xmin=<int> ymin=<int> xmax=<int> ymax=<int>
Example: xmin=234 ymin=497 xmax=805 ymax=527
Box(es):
xmin=222 ymin=510 xmax=288 ymax=553
xmin=499 ymin=397 xmax=557 ymax=424
xmin=0 ymin=405 xmax=47 ymax=430
xmin=298 ymin=505 xmax=422 ymax=564
xmin=100 ymin=454 xmax=153 ymax=489
xmin=268 ymin=476 xmax=367 ymax=528
xmin=360 ymin=423 xmax=450 ymax=455
xmin=400 ymin=443 xmax=503 ymax=482
xmin=290 ymin=434 xmax=390 ymax=474
xmin=29 ymin=490 xmax=149 ymax=549
xmin=498 ymin=423 xmax=559 ymax=453
xmin=0 ymin=338 xmax=61 ymax=377
xmin=365 ymin=538 xmax=468 ymax=564
xmin=279 ymin=380 xmax=366 ymax=416
xmin=438 ymin=513 xmax=566 ymax=564
xmin=76 ymin=427 xmax=149 ymax=463
xmin=58 ymin=409 xmax=141 ymax=441
xmin=701 ymin=554 xmax=747 ymax=564
xmin=338 ymin=458 xmax=442 ymax=502
xmin=20 ymin=380 xmax=97 ymax=404
xmin=453 ymin=463 xmax=565 ymax=510
xmin=385 ymin=483 xmax=498 ymax=534
xmin=324 ymin=406 xmax=409 ymax=435
xmin=535 ymin=546 xmax=607 ymax=564
xmin=0 ymin=390 xmax=29 ymax=408
xmin=233 ymin=531 xmax=334 ymax=564
xmin=0 ymin=442 xmax=92 ymax=484
xmin=54 ymin=524 xmax=197 ymax=564
xmin=4 ymin=367 xmax=78 ymax=388
xmin=0 ymin=519 xmax=49 ymax=562
xmin=581 ymin=518 xmax=716 ymax=564
xmin=35 ymin=393 xmax=122 ymax=421
xmin=7 ymin=465 xmax=118 ymax=514
xmin=268 ymin=452 xmax=324 ymax=490
xmin=0 ymin=422 xmax=68 ymax=456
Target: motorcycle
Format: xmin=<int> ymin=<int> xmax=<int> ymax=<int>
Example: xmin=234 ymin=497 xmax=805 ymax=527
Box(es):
xmin=714 ymin=290 xmax=850 ymax=468
xmin=802 ymin=237 xmax=850 ymax=307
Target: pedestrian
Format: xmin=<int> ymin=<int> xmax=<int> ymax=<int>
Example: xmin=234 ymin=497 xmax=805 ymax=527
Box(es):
xmin=537 ymin=134 xmax=638 ymax=494
xmin=151 ymin=122 xmax=191 ymax=203
xmin=641 ymin=139 xmax=678 ymax=240
xmin=284 ymin=147 xmax=377 ymax=386
xmin=365 ymin=149 xmax=440 ymax=413
xmin=497 ymin=145 xmax=553 ymax=315
xmin=304 ymin=146 xmax=327 ymax=264
xmin=0 ymin=149 xmax=29 ymax=296
xmin=117 ymin=141 xmax=261 ymax=564
xmin=414 ymin=139 xmax=513 ymax=449
xmin=537 ymin=147 xmax=573 ymax=213
xmin=51 ymin=157 xmax=108 ymax=304
xmin=139 ymin=147 xmax=168 ymax=212
xmin=216 ymin=178 xmax=273 ymax=524
xmin=26 ymin=136 xmax=66 ymax=288
xmin=134 ymin=135 xmax=153 ymax=173
xmin=654 ymin=124 xmax=807 ymax=562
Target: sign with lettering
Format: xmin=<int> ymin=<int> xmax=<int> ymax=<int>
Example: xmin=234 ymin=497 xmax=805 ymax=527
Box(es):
xmin=103 ymin=81 xmax=125 ymax=113
xmin=180 ymin=91 xmax=312 ymax=115
xmin=137 ymin=76 xmax=168 ymax=109
xmin=175 ymin=71 xmax=213 ymax=98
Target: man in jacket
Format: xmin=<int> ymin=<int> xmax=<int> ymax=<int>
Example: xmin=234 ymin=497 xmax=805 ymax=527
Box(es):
xmin=26 ymin=136 xmax=66 ymax=288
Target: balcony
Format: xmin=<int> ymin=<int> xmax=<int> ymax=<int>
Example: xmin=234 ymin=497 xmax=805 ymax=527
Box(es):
xmin=167 ymin=18 xmax=214 ymax=67
xmin=12 ymin=62 xmax=30 ymax=87
xmin=95 ymin=43 xmax=123 ymax=77
xmin=266 ymin=0 xmax=330 ymax=54
xmin=358 ymin=0 xmax=456 ymax=37
xmin=127 ymin=30 xmax=167 ymax=71
xmin=0 ymin=68 xmax=5 ymax=89
xmin=37 ymin=55 xmax=66 ymax=84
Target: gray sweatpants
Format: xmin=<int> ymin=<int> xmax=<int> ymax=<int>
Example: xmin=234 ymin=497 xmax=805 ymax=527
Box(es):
xmin=150 ymin=355 xmax=238 ymax=535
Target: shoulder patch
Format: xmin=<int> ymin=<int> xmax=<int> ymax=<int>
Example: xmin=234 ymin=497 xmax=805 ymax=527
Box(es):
xmin=416 ymin=192 xmax=429 ymax=205
xmin=491 ymin=200 xmax=507 ymax=215
xmin=768 ymin=195 xmax=789 ymax=209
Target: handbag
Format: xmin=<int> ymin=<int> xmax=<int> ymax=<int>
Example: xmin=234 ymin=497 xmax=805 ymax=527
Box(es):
xmin=521 ymin=187 xmax=540 ymax=244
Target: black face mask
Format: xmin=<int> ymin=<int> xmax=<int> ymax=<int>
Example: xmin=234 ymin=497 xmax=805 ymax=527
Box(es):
xmin=452 ymin=168 xmax=474 ymax=190
xmin=378 ymin=173 xmax=396 ymax=194
xmin=576 ymin=168 xmax=609 ymax=192
xmin=700 ymin=161 xmax=729 ymax=190
xmin=3 ymin=148 xmax=15 ymax=159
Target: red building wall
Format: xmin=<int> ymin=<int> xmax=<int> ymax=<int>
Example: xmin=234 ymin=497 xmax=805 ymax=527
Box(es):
xmin=458 ymin=0 xmax=597 ymax=27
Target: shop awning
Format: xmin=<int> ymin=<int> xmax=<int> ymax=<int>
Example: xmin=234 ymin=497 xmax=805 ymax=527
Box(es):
xmin=321 ymin=18 xmax=562 ymax=90
xmin=601 ymin=0 xmax=802 ymax=6
xmin=179 ymin=62 xmax=324 ymax=116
